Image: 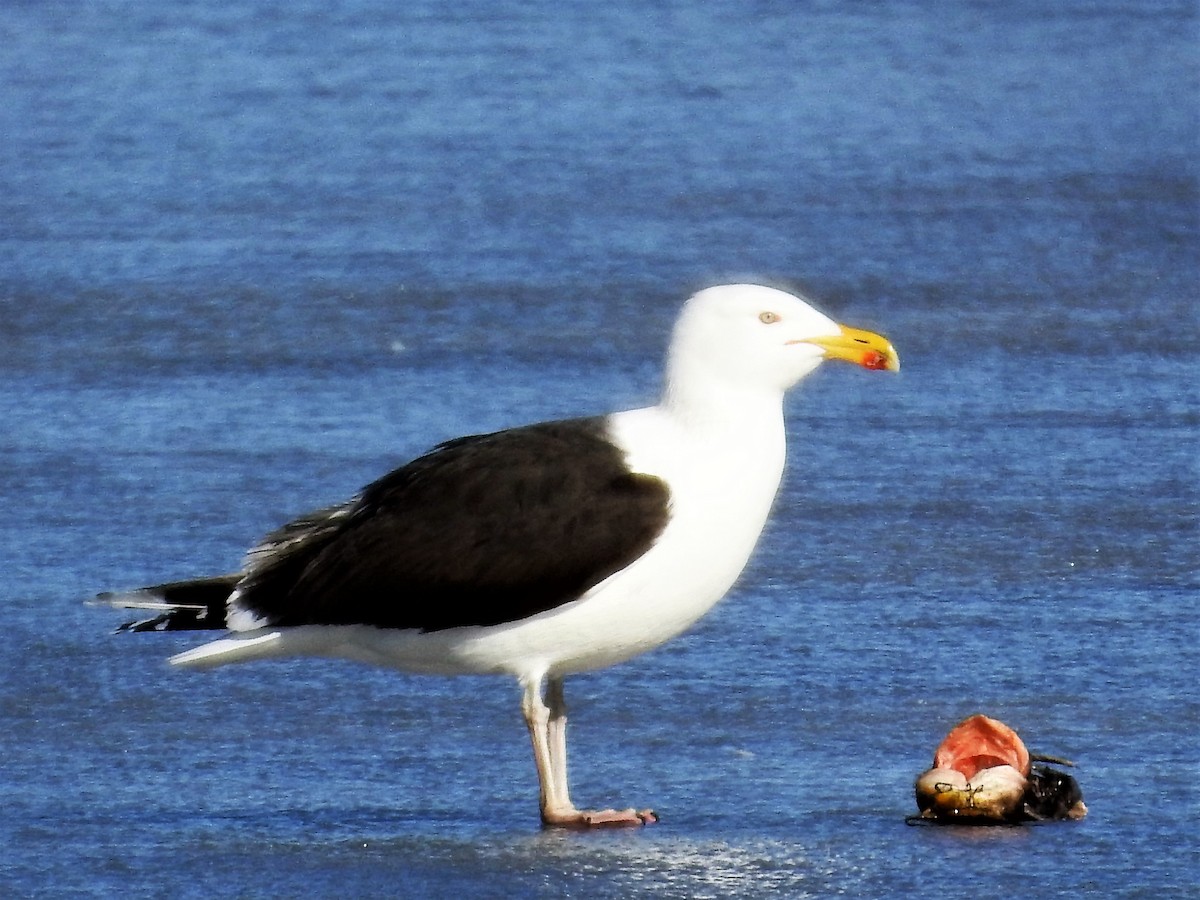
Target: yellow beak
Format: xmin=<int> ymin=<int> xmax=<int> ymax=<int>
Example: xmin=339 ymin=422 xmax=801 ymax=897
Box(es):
xmin=798 ymin=324 xmax=900 ymax=372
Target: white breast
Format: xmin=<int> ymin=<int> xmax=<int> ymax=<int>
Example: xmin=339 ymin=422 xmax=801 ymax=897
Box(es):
xmin=389 ymin=400 xmax=789 ymax=680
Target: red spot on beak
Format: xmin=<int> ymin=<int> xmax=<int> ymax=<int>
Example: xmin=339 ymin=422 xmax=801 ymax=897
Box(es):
xmin=861 ymin=349 xmax=889 ymax=371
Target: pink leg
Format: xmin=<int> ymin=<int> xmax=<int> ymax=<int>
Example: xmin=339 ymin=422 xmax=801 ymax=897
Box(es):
xmin=521 ymin=675 xmax=656 ymax=828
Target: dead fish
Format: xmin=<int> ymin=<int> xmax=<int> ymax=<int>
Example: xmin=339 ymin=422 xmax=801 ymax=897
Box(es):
xmin=912 ymin=714 xmax=1087 ymax=825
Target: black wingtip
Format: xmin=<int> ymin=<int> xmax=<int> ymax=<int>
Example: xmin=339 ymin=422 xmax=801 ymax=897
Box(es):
xmin=114 ymin=608 xmax=218 ymax=632
xmin=91 ymin=574 xmax=239 ymax=632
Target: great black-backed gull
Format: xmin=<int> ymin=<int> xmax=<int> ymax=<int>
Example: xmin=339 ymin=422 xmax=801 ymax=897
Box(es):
xmin=97 ymin=283 xmax=899 ymax=828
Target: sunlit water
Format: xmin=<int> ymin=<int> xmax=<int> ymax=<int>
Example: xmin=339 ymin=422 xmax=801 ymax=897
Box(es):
xmin=2 ymin=1 xmax=1196 ymax=896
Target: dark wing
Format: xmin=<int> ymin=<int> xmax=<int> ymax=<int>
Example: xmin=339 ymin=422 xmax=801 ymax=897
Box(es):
xmin=235 ymin=417 xmax=671 ymax=631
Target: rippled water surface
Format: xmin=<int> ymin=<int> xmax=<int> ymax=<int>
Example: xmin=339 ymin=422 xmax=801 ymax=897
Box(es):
xmin=2 ymin=1 xmax=1196 ymax=896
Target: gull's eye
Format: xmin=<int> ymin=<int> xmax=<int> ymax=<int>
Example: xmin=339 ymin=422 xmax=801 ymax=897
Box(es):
xmin=759 ymin=311 xmax=780 ymax=324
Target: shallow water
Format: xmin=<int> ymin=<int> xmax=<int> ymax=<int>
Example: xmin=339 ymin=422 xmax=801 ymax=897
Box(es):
xmin=2 ymin=1 xmax=1197 ymax=896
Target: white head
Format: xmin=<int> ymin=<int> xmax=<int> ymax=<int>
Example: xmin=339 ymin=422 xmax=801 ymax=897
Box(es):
xmin=664 ymin=284 xmax=899 ymax=411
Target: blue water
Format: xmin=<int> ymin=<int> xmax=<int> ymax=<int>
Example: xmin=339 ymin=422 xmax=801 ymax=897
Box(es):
xmin=2 ymin=1 xmax=1197 ymax=896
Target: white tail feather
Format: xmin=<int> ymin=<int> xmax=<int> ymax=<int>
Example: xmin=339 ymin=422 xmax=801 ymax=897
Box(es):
xmin=170 ymin=632 xmax=285 ymax=669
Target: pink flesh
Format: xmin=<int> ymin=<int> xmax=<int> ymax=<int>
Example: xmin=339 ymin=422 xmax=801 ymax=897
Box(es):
xmin=932 ymin=714 xmax=1031 ymax=780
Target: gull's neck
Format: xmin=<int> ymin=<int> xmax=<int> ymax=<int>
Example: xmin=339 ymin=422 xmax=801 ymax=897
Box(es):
xmin=659 ymin=358 xmax=788 ymax=437
xmin=657 ymin=369 xmax=787 ymax=441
